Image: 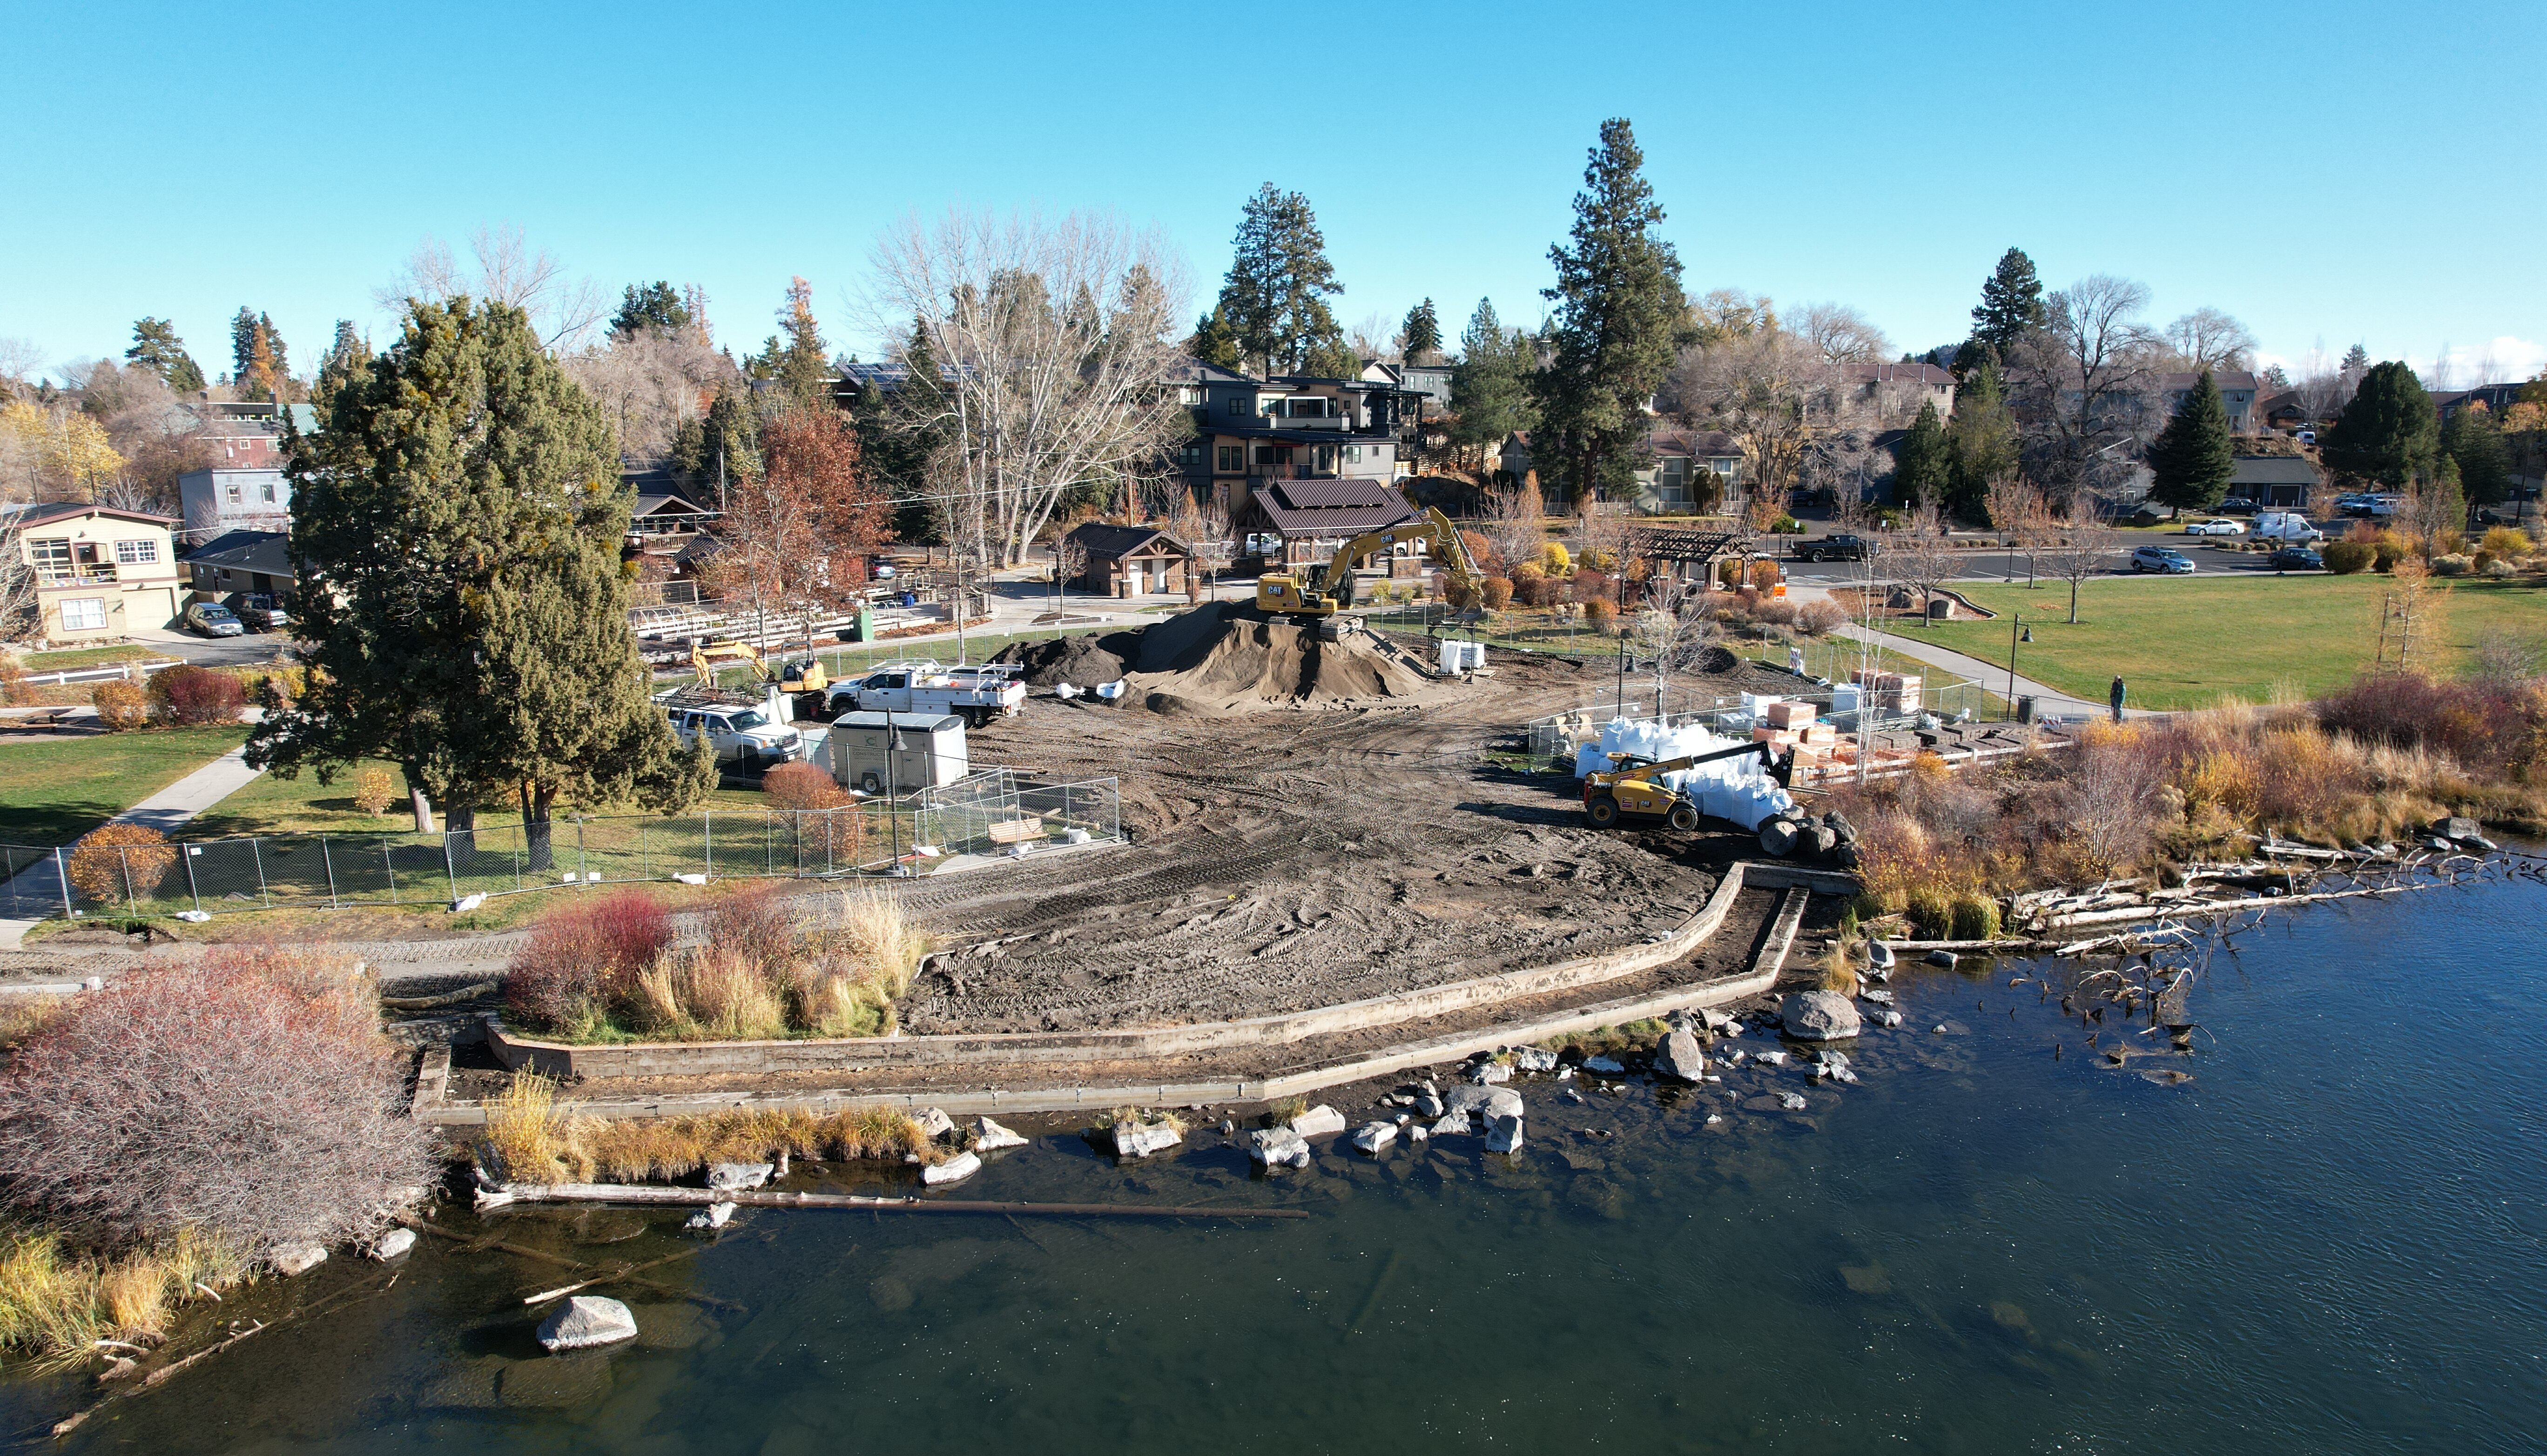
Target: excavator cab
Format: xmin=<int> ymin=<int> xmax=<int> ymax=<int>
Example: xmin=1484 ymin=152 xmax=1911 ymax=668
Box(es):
xmin=1255 ymin=572 xmax=1335 ymax=618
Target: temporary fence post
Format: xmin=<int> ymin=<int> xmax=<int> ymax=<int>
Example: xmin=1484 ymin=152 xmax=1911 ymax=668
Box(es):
xmin=443 ymin=832 xmax=458 ymax=903
xmin=384 ymin=837 xmax=398 ymax=905
xmin=182 ymin=840 xmax=202 ymax=915
xmin=120 ymin=847 xmax=136 ymax=916
xmin=577 ymin=817 xmax=587 ymax=886
xmin=703 ymin=810 xmax=714 ymax=880
xmin=250 ymin=838 xmax=270 ymax=909
xmin=52 ymin=849 xmax=72 ymax=920
xmin=321 ymin=836 xmax=339 ymax=910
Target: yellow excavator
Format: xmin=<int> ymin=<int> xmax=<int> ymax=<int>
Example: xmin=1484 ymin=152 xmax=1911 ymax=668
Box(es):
xmin=688 ymin=641 xmax=831 ymax=718
xmin=1256 ymin=506 xmax=1484 ymax=623
xmin=1581 ymin=741 xmax=1788 ymax=831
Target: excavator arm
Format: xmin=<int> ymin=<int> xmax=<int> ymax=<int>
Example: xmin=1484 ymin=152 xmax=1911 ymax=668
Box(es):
xmin=1260 ymin=507 xmax=1482 ymax=617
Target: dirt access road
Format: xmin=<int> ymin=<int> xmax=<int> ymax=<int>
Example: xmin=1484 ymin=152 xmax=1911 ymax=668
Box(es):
xmin=891 ymin=640 xmax=1769 ymax=1034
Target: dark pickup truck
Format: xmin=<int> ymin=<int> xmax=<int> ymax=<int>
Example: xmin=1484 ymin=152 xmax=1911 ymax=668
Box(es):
xmin=1789 ymin=533 xmax=1873 ymax=563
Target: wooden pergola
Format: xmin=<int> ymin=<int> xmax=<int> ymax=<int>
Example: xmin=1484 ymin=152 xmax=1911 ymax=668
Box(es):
xmin=1626 ymin=527 xmax=1741 ymax=582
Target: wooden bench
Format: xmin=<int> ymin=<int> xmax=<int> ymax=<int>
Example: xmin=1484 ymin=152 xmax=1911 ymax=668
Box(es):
xmin=983 ymin=817 xmax=1046 ymax=846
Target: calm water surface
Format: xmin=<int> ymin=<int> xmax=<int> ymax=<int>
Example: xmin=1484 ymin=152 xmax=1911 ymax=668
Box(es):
xmin=11 ymin=878 xmax=2544 ymax=1454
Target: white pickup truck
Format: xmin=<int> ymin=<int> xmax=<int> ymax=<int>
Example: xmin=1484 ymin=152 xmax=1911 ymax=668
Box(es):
xmin=657 ymin=689 xmax=807 ymax=772
xmin=825 ymin=663 xmax=1025 ymax=727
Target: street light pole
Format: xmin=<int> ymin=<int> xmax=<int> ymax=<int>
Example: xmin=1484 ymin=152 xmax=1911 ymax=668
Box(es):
xmin=2004 ymin=615 xmax=2032 ymax=721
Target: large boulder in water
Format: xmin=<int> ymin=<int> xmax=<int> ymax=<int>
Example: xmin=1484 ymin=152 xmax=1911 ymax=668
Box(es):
xmin=1781 ymin=991 xmax=1862 ymax=1041
xmin=1654 ymin=1026 xmax=1707 ymax=1081
xmin=538 ymin=1296 xmax=638 ymax=1352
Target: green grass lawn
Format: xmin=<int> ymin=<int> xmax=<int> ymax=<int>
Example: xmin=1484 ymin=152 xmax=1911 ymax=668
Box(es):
xmin=192 ymin=762 xmax=781 ymax=840
xmin=18 ymin=644 xmax=162 ymax=671
xmin=1909 ymin=574 xmax=2547 ymax=709
xmin=0 ymin=728 xmax=249 ymax=845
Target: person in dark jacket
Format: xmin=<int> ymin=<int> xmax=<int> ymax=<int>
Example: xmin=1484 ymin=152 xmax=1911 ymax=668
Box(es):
xmin=2109 ymin=675 xmax=2126 ymax=723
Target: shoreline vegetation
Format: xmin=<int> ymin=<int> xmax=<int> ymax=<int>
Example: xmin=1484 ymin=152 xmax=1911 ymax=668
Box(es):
xmin=502 ymin=886 xmax=929 ymax=1045
xmin=1830 ymin=666 xmax=2547 ymax=928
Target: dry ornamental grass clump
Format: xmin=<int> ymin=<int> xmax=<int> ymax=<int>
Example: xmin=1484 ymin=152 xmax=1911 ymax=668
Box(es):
xmin=504 ymin=886 xmax=930 ymax=1044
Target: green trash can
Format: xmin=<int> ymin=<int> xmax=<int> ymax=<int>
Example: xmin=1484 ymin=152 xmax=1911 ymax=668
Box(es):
xmin=850 ymin=607 xmax=875 ymax=643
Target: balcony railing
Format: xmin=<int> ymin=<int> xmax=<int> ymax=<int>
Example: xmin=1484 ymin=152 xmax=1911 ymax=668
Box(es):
xmin=34 ymin=566 xmax=118 ymax=586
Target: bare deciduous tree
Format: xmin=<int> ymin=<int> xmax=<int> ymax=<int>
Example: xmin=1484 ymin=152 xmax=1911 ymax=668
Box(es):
xmin=2005 ymin=275 xmax=2164 ymax=502
xmin=2163 ymin=307 xmax=2258 ymax=375
xmin=1795 ymin=302 xmax=1893 ymax=365
xmin=376 ymin=225 xmax=605 ymax=352
xmin=0 ymin=511 xmax=37 ymax=641
xmin=867 ymin=209 xmax=1192 ymax=567
xmin=1983 ymin=474 xmax=2051 ymax=584
xmin=2038 ymin=494 xmax=2121 ymax=623
xmin=1631 ymin=569 xmax=1716 ymax=715
xmin=1670 ymin=329 xmax=1852 ymax=511
xmin=564 ymin=326 xmax=737 ymax=465
xmin=1880 ymin=500 xmax=1961 ymax=622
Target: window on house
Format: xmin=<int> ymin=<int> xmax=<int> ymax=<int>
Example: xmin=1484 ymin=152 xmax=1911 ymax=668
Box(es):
xmin=115 ymin=539 xmax=157 ymax=565
xmin=1179 ymin=386 xmax=1204 ymax=405
xmin=1227 ymin=398 xmax=1245 ymax=416
xmin=1342 ymin=445 xmax=1362 ymax=464
xmin=224 ymin=482 xmax=242 ymax=504
xmin=60 ymin=598 xmax=107 ymax=632
xmin=1216 ymin=445 xmax=1244 ymax=472
xmin=1178 ymin=442 xmax=1206 ymax=467
xmin=28 ymin=539 xmax=70 ymax=575
xmin=260 ymin=481 xmax=276 ymax=503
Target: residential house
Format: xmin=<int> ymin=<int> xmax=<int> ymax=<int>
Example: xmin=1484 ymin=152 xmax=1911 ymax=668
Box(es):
xmin=2432 ymin=384 xmax=2529 ymax=425
xmin=2259 ymin=390 xmax=2308 ymax=431
xmin=2230 ymin=456 xmax=2320 ymax=508
xmin=7 ymin=503 xmax=183 ymax=642
xmin=1843 ymin=362 xmax=1956 ymax=427
xmin=177 ymin=431 xmax=291 ymax=539
xmin=1497 ymin=430 xmax=1535 ymax=484
xmin=1635 ymin=428 xmax=1745 ymax=515
xmin=2159 ymin=370 xmax=2261 ymax=433
xmin=1174 ymin=360 xmax=1419 ymax=507
xmin=185 ymin=529 xmax=296 ymax=601
xmin=1063 ymin=523 xmax=1194 ymax=598
xmin=1233 ymin=478 xmax=1424 ymax=572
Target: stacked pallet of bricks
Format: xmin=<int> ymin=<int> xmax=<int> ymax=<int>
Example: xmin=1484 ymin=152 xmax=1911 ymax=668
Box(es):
xmin=1852 ymin=668 xmax=1923 ymax=715
xmin=1748 ymin=698 xmax=1844 ymax=772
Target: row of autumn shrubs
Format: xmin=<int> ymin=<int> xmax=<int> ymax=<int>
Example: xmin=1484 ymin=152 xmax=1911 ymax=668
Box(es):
xmin=503 ymin=885 xmax=929 ymax=1043
xmin=2318 ymin=524 xmax=2539 ymax=576
xmin=1837 ymin=668 xmax=2547 ymax=912
xmin=0 ymin=948 xmax=432 ymax=1363
xmin=88 ymin=658 xmax=304 ymax=730
xmin=482 ymin=1072 xmax=956 ymax=1186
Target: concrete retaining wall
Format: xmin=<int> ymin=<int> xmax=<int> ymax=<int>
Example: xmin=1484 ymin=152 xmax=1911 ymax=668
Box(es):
xmin=488 ymin=861 xmax=1760 ymax=1079
xmin=423 ymin=880 xmax=1818 ymax=1127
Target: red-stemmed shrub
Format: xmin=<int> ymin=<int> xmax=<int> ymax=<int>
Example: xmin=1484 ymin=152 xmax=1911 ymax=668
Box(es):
xmin=148 ymin=666 xmax=245 ymax=726
xmin=706 ymin=884 xmax=798 ymax=970
xmin=2317 ymin=671 xmax=2547 ymax=772
xmin=762 ymin=762 xmax=849 ymax=812
xmin=505 ymin=890 xmax=676 ymax=1033
xmin=0 ymin=948 xmax=434 ymax=1254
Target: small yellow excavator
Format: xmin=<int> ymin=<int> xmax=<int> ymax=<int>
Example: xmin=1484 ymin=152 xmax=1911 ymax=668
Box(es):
xmin=1581 ymin=741 xmax=1788 ymax=831
xmin=688 ymin=641 xmax=831 ymax=718
xmin=1256 ymin=506 xmax=1484 ymax=625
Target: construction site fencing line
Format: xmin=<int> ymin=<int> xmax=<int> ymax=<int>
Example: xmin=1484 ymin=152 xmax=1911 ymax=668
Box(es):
xmin=0 ymin=777 xmax=1119 ymax=924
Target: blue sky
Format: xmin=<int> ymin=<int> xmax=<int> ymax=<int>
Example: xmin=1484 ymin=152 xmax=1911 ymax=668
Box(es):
xmin=6 ymin=0 xmax=2542 ymax=388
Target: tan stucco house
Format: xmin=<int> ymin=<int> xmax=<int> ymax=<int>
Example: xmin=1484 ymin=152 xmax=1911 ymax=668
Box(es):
xmin=8 ymin=503 xmax=184 ymax=643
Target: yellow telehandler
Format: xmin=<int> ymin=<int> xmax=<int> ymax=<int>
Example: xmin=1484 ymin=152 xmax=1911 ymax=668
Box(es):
xmin=1580 ymin=741 xmax=1786 ymax=831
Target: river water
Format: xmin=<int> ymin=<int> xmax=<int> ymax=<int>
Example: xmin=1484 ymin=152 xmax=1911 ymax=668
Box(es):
xmin=12 ymin=877 xmax=2544 ymax=1454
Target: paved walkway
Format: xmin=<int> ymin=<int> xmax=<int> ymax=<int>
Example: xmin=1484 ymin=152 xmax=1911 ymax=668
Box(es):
xmin=1834 ymin=623 xmax=2160 ymax=722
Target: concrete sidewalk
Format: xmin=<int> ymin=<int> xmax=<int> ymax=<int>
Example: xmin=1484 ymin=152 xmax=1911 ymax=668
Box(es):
xmin=1835 ymin=623 xmax=2160 ymax=721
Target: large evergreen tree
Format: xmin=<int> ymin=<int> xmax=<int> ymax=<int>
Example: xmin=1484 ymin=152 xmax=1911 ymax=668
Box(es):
xmin=250 ymin=297 xmax=712 ymax=851
xmin=1449 ymin=298 xmax=1539 ymax=456
xmin=125 ymin=317 xmax=204 ymax=392
xmin=2321 ymin=361 xmax=2439 ymax=488
xmin=2340 ymin=343 xmax=2371 ymax=373
xmin=228 ymin=308 xmax=288 ymax=398
xmin=850 ymin=315 xmax=955 ymax=544
xmin=1893 ymin=401 xmax=1952 ymax=508
xmin=773 ymin=277 xmax=832 ymax=408
xmin=612 ymin=282 xmax=694 ymax=339
xmin=1188 ymin=304 xmax=1243 ymax=370
xmin=1400 ymin=298 xmax=1442 ymax=361
xmin=2441 ymin=402 xmax=2513 ymax=505
xmin=1944 ymin=357 xmax=2019 ymax=519
xmin=1968 ymin=248 xmax=2046 ymax=359
xmin=1533 ymin=118 xmax=1684 ymax=503
xmin=312 ymin=322 xmax=371 ymax=411
xmin=2145 ymin=367 xmax=2237 ymax=517
xmin=1214 ymin=184 xmax=1345 ymax=376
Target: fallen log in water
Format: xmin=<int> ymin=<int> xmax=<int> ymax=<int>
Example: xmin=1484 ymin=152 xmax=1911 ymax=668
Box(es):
xmin=486 ymin=1183 xmax=1310 ymax=1220
xmin=2049 ymin=880 xmax=2436 ymax=935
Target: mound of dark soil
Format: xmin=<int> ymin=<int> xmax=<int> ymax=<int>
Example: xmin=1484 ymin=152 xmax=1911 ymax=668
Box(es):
xmin=989 ymin=631 xmax=1137 ymax=688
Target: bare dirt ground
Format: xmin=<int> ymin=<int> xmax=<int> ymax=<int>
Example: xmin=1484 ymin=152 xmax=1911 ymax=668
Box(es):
xmin=889 ymin=627 xmax=1783 ymax=1035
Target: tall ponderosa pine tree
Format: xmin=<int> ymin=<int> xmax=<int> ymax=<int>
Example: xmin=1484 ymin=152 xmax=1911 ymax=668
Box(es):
xmin=1944 ymin=357 xmax=2019 ymax=519
xmin=251 ymin=298 xmax=713 ymax=850
xmin=228 ymin=309 xmax=288 ymax=398
xmin=1449 ymin=298 xmax=1538 ymax=456
xmin=1968 ymin=248 xmax=2046 ymax=360
xmin=1534 ymin=118 xmax=1684 ymax=503
xmin=774 ymin=277 xmax=832 ymax=408
xmin=2340 ymin=343 xmax=2371 ymax=373
xmin=1400 ymin=298 xmax=1442 ymax=361
xmin=2145 ymin=367 xmax=2237 ymax=517
xmin=851 ymin=315 xmax=956 ymax=544
xmin=1893 ymin=401 xmax=1952 ymax=509
xmin=1215 ymin=184 xmax=1345 ymax=376
xmin=2322 ymin=361 xmax=2438 ymax=488
xmin=125 ymin=317 xmax=204 ymax=392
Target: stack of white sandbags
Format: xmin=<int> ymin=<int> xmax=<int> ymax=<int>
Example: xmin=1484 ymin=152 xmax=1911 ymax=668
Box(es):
xmin=1571 ymin=716 xmax=1796 ymax=831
